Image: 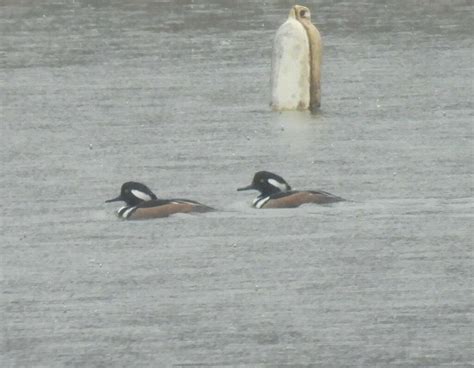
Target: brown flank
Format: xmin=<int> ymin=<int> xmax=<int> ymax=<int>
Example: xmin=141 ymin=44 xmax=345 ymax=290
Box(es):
xmin=263 ymin=192 xmax=338 ymax=208
xmin=129 ymin=203 xmax=211 ymax=219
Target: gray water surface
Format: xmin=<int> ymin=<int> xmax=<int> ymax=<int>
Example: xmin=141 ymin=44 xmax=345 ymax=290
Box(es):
xmin=2 ymin=0 xmax=473 ymax=367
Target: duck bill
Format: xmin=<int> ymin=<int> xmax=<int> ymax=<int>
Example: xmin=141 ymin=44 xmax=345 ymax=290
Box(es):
xmin=237 ymin=184 xmax=255 ymax=191
xmin=105 ymin=195 xmax=123 ymax=203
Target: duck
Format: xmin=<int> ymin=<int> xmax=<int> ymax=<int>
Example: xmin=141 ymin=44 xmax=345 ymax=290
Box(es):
xmin=237 ymin=171 xmax=344 ymax=208
xmin=105 ymin=181 xmax=215 ymax=219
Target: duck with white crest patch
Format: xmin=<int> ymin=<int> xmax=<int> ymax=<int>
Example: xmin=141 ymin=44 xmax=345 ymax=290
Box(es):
xmin=105 ymin=181 xmax=215 ymax=220
xmin=237 ymin=171 xmax=344 ymax=208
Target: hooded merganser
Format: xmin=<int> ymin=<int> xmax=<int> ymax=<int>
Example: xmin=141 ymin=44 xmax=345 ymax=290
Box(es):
xmin=237 ymin=171 xmax=345 ymax=208
xmin=105 ymin=181 xmax=215 ymax=219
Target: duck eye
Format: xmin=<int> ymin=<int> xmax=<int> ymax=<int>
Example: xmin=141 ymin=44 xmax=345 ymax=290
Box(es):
xmin=300 ymin=10 xmax=306 ymax=17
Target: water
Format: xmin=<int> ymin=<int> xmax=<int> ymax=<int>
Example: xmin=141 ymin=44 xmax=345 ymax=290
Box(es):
xmin=1 ymin=0 xmax=473 ymax=366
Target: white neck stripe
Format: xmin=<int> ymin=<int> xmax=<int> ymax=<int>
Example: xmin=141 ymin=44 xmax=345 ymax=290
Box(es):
xmin=254 ymin=196 xmax=270 ymax=209
xmin=122 ymin=206 xmax=137 ymax=218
